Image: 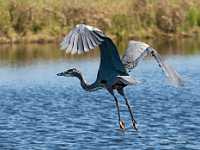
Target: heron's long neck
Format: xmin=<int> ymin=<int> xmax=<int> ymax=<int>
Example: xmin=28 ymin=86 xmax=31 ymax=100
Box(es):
xmin=74 ymin=72 xmax=100 ymax=91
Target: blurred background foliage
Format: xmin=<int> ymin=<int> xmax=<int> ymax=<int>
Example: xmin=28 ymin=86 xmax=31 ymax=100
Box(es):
xmin=0 ymin=0 xmax=200 ymax=44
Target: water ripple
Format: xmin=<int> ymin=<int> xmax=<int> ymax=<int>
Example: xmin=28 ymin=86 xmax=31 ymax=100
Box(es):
xmin=0 ymin=56 xmax=200 ymax=149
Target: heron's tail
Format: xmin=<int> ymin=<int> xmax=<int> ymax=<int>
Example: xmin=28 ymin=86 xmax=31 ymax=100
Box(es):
xmin=150 ymin=48 xmax=184 ymax=87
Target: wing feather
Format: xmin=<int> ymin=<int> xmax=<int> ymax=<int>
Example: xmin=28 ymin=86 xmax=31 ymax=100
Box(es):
xmin=122 ymin=41 xmax=184 ymax=87
xmin=151 ymin=50 xmax=184 ymax=86
xmin=77 ymin=34 xmax=84 ymax=54
xmin=71 ymin=33 xmax=78 ymax=54
xmin=65 ymin=32 xmax=76 ymax=54
xmin=60 ymin=24 xmax=105 ymax=54
xmin=81 ymin=33 xmax=89 ymax=52
xmin=60 ymin=30 xmax=73 ymax=50
xmin=87 ymin=31 xmax=98 ymax=48
xmin=91 ymin=31 xmax=104 ymax=42
xmin=85 ymin=35 xmax=95 ymax=49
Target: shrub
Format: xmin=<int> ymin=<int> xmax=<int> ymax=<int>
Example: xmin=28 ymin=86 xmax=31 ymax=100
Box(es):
xmin=186 ymin=7 xmax=200 ymax=27
xmin=155 ymin=0 xmax=184 ymax=33
xmin=8 ymin=0 xmax=33 ymax=34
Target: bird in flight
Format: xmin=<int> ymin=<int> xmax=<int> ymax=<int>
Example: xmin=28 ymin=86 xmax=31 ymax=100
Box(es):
xmin=57 ymin=24 xmax=183 ymax=130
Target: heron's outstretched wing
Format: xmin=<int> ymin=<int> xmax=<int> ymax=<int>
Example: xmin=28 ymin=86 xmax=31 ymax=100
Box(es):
xmin=60 ymin=24 xmax=128 ymax=85
xmin=122 ymin=41 xmax=184 ymax=87
xmin=60 ymin=24 xmax=105 ymax=54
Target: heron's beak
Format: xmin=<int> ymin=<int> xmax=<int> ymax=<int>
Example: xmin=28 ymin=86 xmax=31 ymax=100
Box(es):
xmin=56 ymin=72 xmax=64 ymax=76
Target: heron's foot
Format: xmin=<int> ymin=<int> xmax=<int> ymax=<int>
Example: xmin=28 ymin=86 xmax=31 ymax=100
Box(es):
xmin=132 ymin=121 xmax=138 ymax=131
xmin=119 ymin=120 xmax=125 ymax=129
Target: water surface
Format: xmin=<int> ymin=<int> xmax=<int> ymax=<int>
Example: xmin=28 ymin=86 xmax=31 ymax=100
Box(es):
xmin=0 ymin=39 xmax=200 ymax=149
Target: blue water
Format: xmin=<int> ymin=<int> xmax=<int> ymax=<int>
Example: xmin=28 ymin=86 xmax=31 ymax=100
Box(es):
xmin=0 ymin=45 xmax=200 ymax=149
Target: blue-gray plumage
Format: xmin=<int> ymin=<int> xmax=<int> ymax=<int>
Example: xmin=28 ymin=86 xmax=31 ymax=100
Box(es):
xmin=97 ymin=37 xmax=129 ymax=86
xmin=57 ymin=24 xmax=184 ymax=130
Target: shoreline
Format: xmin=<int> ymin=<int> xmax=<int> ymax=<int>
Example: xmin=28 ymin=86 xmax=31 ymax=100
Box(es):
xmin=0 ymin=30 xmax=199 ymax=45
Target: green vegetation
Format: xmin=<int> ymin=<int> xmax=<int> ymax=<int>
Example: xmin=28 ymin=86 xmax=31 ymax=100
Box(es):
xmin=0 ymin=0 xmax=200 ymax=44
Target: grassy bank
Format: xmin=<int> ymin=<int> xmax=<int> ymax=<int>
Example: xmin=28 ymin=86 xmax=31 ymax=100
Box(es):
xmin=0 ymin=0 xmax=200 ymax=44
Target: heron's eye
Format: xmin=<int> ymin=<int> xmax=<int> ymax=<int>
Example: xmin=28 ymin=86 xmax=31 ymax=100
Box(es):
xmin=72 ymin=68 xmax=78 ymax=72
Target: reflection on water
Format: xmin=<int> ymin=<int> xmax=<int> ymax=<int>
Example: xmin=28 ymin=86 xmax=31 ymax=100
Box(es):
xmin=0 ymin=38 xmax=200 ymax=149
xmin=0 ymin=38 xmax=200 ymax=67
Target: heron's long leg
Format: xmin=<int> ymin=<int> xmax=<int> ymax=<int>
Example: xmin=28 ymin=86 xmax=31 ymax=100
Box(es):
xmin=114 ymin=96 xmax=120 ymax=123
xmin=117 ymin=88 xmax=137 ymax=131
xmin=107 ymin=88 xmax=125 ymax=129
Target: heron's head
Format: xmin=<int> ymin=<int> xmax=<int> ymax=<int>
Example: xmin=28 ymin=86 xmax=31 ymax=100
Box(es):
xmin=56 ymin=68 xmax=80 ymax=77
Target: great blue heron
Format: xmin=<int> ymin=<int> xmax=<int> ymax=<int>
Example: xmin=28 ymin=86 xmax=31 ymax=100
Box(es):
xmin=57 ymin=24 xmax=183 ymax=130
